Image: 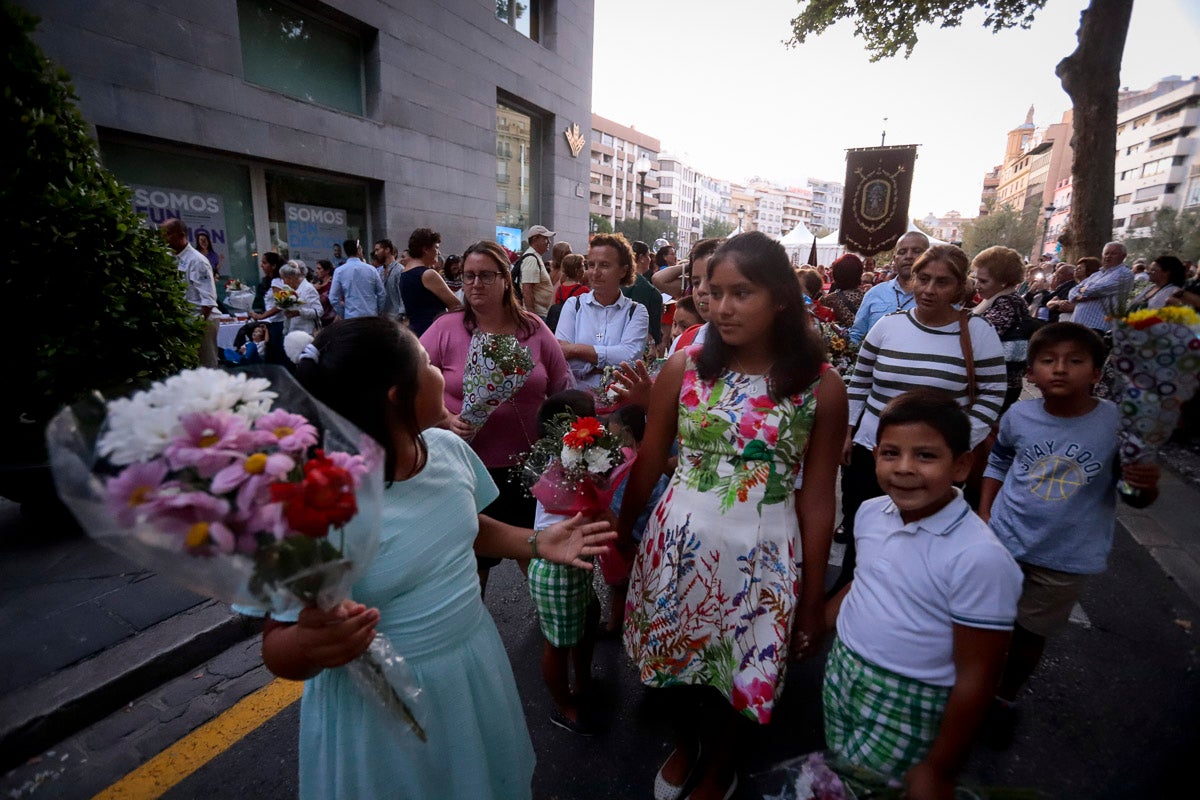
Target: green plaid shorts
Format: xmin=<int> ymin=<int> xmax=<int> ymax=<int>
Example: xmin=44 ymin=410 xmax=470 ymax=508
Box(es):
xmin=526 ymin=558 xmax=595 ymax=648
xmin=822 ymin=636 xmax=950 ymax=779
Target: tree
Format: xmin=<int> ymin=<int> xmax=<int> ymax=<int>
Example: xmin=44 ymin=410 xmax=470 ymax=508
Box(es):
xmin=1123 ymin=208 xmax=1200 ymax=262
xmin=961 ymin=199 xmax=1039 ymax=258
xmin=614 ymin=216 xmax=669 ymax=245
xmin=787 ymin=0 xmax=1134 ymax=263
xmin=1 ymin=5 xmax=201 ymax=505
xmin=589 ymin=213 xmax=613 ymax=235
xmin=702 ymin=217 xmax=736 ymax=239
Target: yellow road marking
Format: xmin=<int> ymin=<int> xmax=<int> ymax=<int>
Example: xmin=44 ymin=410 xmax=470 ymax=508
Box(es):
xmin=93 ymin=678 xmax=303 ymax=800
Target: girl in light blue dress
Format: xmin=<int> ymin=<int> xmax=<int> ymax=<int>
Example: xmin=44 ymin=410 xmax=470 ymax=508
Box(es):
xmin=263 ymin=317 xmax=614 ymax=799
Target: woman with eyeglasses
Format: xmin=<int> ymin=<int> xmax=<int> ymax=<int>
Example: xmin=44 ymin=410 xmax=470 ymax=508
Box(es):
xmin=421 ymin=240 xmax=576 ymax=594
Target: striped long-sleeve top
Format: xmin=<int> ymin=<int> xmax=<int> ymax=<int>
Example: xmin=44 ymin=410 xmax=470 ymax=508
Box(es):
xmin=847 ymin=310 xmax=1006 ymax=449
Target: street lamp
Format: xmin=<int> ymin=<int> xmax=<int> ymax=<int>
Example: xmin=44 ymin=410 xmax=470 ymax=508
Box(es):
xmin=737 ymin=204 xmax=746 ymax=233
xmin=1037 ymin=203 xmax=1056 ymax=261
xmin=634 ymin=154 xmax=652 ymax=241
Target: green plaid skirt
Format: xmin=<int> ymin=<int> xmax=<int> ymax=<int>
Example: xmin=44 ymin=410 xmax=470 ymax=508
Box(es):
xmin=822 ymin=636 xmax=950 ymax=779
xmin=526 ymin=558 xmax=595 ymax=647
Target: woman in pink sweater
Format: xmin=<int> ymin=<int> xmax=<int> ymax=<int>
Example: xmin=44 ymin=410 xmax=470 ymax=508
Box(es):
xmin=422 ymin=240 xmax=576 ymax=594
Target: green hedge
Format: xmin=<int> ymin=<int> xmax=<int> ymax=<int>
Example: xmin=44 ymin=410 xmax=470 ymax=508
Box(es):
xmin=2 ymin=3 xmax=202 ymax=435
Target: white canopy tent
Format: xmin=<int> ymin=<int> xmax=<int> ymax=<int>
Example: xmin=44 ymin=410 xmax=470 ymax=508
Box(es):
xmin=781 ymin=222 xmax=846 ymax=266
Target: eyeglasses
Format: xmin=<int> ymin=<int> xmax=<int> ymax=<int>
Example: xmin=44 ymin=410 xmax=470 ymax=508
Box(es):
xmin=462 ymin=271 xmax=502 ymax=285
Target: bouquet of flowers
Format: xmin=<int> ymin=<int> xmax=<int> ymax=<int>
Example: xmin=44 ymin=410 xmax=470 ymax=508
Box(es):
xmin=756 ymin=751 xmax=1044 ymax=800
xmin=1108 ymin=306 xmax=1200 ymax=490
xmin=225 ymin=278 xmax=248 ymax=292
xmin=459 ymin=332 xmax=534 ymax=431
xmin=520 ymin=414 xmax=634 ymax=581
xmin=593 ymin=365 xmax=624 ymax=414
xmin=272 ymin=285 xmax=302 ymax=310
xmin=45 ymin=366 xmax=428 ymax=740
xmin=816 ymin=321 xmax=860 ymax=385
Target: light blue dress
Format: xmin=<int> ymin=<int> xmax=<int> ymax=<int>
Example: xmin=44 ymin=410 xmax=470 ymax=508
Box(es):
xmin=297 ymin=428 xmax=535 ymax=799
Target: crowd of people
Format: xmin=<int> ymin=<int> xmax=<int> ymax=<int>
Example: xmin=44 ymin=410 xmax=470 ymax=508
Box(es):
xmin=161 ymin=216 xmax=1198 ymax=799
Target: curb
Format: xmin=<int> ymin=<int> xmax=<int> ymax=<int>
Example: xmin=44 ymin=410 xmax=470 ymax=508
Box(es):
xmin=0 ymin=599 xmax=260 ymax=774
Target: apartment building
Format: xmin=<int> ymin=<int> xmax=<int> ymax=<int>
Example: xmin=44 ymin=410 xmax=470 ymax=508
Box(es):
xmin=807 ymin=178 xmax=844 ymax=230
xmin=589 ymin=113 xmax=660 ymax=231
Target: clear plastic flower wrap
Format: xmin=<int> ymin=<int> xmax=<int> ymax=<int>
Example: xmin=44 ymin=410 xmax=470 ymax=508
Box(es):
xmin=45 ymin=365 xmax=428 ymax=741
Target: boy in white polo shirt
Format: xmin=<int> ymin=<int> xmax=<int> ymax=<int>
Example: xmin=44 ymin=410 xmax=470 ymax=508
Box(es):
xmin=824 ymin=389 xmax=1022 ymax=799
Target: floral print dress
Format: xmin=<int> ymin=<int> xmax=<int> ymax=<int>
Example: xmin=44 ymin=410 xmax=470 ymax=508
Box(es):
xmin=624 ymin=347 xmax=821 ymax=724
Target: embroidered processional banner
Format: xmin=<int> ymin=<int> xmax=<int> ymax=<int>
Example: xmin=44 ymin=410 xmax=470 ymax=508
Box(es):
xmin=839 ymin=145 xmax=918 ymax=256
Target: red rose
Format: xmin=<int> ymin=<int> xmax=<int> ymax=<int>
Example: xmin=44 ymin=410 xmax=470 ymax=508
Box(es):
xmin=269 ymin=450 xmax=357 ymax=538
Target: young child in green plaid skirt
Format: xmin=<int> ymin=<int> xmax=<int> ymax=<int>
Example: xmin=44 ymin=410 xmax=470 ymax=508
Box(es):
xmin=824 ymin=390 xmax=1022 ymax=798
xmin=527 ymin=390 xmax=601 ymax=735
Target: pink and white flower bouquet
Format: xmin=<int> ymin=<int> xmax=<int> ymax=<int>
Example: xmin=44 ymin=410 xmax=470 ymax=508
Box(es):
xmin=46 ymin=366 xmax=428 ymax=740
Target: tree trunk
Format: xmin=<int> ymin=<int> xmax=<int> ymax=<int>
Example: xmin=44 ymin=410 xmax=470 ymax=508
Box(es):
xmin=1055 ymin=0 xmax=1134 ymax=262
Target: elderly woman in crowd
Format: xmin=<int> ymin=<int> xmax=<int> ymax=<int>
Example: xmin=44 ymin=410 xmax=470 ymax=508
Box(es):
xmin=1130 ymin=254 xmax=1186 ymax=310
xmin=555 ymin=234 xmax=650 ymax=389
xmin=1045 ymin=257 xmax=1101 ymax=321
xmin=970 ymin=246 xmax=1033 ymax=411
xmin=836 ymin=244 xmax=1005 ymax=590
xmin=817 ymin=254 xmax=866 ymax=327
xmin=421 ymin=240 xmax=575 ymax=594
xmin=278 ymin=261 xmax=323 ymax=336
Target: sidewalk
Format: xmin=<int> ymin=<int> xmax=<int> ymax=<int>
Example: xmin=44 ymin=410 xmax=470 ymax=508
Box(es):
xmin=0 ymin=500 xmax=258 ymax=774
xmin=2 ymin=444 xmax=1198 ymax=780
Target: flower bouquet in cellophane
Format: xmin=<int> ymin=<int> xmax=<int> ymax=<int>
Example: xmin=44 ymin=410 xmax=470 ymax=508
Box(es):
xmin=519 ymin=414 xmax=634 ymax=582
xmin=45 ymin=366 xmax=429 ymax=741
xmin=272 ymin=285 xmax=302 ymax=310
xmin=459 ymin=332 xmax=534 ymax=434
xmin=1108 ymin=306 xmax=1200 ymax=493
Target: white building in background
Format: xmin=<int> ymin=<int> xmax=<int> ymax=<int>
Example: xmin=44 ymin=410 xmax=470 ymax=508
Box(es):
xmin=589 ymin=114 xmax=661 ymax=232
xmin=748 ymin=179 xmax=786 ymax=239
xmin=1112 ymin=75 xmax=1200 ymax=239
xmin=782 ymin=186 xmax=814 ymax=237
xmin=697 ymin=175 xmax=731 ymax=243
xmin=655 ymin=153 xmax=698 ymax=252
xmin=808 ymin=178 xmax=844 ymax=230
xmin=918 ymin=211 xmax=971 ymax=244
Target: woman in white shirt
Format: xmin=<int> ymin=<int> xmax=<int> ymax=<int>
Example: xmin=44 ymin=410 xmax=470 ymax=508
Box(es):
xmin=279 ymin=263 xmax=323 ymax=335
xmin=555 ymin=234 xmax=650 ymax=389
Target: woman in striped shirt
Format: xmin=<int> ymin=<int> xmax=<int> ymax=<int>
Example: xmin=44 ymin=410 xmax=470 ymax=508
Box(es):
xmin=833 ymin=244 xmax=1005 ymax=591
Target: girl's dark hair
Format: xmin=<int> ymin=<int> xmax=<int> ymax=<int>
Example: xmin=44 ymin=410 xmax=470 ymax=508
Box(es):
xmin=1153 ymin=254 xmax=1187 ymax=287
xmin=316 ymin=259 xmax=334 ymax=274
xmin=697 ymin=231 xmax=826 ymax=400
xmin=798 ymin=268 xmax=823 ymax=300
xmin=877 ymin=389 xmax=970 ymax=457
xmin=407 ymin=227 xmax=441 ymax=260
xmin=830 ymin=254 xmax=864 ymax=290
xmin=459 ymin=240 xmax=539 ymax=337
xmin=295 ymin=317 xmax=425 ymax=481
xmin=536 ymin=390 xmax=596 ymax=437
xmin=655 ymin=244 xmax=675 ymax=268
xmin=612 ymin=404 xmax=647 ymax=443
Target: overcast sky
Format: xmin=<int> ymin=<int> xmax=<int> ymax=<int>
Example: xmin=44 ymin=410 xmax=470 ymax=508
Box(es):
xmin=592 ymin=0 xmax=1200 ymax=219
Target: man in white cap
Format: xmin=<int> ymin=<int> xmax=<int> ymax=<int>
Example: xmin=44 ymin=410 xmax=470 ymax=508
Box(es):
xmin=519 ymin=224 xmax=556 ymax=317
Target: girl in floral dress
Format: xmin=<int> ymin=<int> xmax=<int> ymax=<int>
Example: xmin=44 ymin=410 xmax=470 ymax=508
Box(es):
xmin=618 ymin=232 xmax=847 ymax=800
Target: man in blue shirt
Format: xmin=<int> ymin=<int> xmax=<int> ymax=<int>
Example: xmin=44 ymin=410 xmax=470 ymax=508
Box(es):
xmin=329 ymin=238 xmax=386 ymax=320
xmin=1066 ymin=241 xmax=1133 ymax=336
xmin=848 ymin=231 xmax=929 ymax=343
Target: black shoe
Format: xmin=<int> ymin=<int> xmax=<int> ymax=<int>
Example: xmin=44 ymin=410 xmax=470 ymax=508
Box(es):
xmin=550 ymin=708 xmax=599 ymax=737
xmin=979 ymin=698 xmax=1018 ymax=750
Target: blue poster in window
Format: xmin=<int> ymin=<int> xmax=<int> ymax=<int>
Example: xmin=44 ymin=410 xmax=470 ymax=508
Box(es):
xmin=496 ymin=225 xmax=522 ymax=254
xmin=131 ymin=184 xmax=228 ymax=278
xmin=286 ymin=203 xmax=348 ymax=268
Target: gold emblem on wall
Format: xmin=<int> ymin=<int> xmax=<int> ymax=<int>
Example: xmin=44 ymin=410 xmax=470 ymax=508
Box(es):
xmin=564 ymin=123 xmax=586 ymax=157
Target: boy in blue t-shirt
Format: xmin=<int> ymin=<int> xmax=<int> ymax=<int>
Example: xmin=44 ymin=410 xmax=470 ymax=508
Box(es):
xmin=979 ymin=322 xmax=1160 ymax=743
xmin=825 ymin=390 xmax=1022 ymax=799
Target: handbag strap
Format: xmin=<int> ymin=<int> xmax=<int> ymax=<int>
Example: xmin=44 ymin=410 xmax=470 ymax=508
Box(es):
xmin=959 ymin=311 xmax=977 ymax=402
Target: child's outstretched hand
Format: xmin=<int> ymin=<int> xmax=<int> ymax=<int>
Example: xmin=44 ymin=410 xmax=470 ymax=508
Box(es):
xmin=904 ymin=761 xmax=955 ymax=800
xmin=538 ymin=513 xmax=618 ymax=570
xmin=294 ymin=600 xmax=380 ymax=669
xmin=1121 ymin=461 xmax=1160 ymax=492
xmin=611 ymin=360 xmax=652 ymax=409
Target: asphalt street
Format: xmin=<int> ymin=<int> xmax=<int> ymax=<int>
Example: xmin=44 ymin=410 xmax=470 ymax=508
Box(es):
xmin=4 ymin=524 xmax=1197 ymax=800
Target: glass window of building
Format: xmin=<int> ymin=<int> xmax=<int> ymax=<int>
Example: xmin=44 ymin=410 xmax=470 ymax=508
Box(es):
xmin=264 ymin=171 xmax=368 ymax=266
xmin=238 ymin=0 xmax=367 ymax=115
xmin=100 ymin=139 xmax=257 ymax=286
xmin=496 ymin=101 xmax=541 ymax=233
xmin=496 ymin=0 xmax=540 ymax=41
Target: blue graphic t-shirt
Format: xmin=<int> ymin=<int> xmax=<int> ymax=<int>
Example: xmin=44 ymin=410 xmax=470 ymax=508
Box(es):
xmin=984 ymin=399 xmax=1120 ymax=574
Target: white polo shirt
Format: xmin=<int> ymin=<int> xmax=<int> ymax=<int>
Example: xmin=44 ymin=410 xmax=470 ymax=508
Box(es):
xmin=836 ymin=491 xmax=1021 ymax=687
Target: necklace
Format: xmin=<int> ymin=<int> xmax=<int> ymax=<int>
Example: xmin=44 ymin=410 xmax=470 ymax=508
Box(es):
xmin=893 ymin=280 xmax=914 ymax=311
